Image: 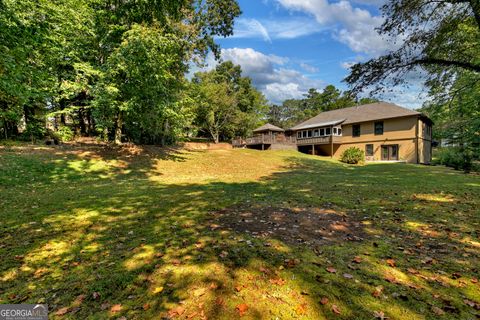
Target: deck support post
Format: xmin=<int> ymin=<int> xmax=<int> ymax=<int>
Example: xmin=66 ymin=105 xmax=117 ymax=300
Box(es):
xmin=330 ymin=135 xmax=333 ymax=158
xmin=312 ymin=144 xmax=315 ymax=156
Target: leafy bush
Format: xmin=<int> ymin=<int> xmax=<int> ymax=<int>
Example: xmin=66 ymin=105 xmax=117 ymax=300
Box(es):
xmin=22 ymin=121 xmax=46 ymax=142
xmin=55 ymin=126 xmax=75 ymax=142
xmin=433 ymin=147 xmax=473 ymax=172
xmin=340 ymin=147 xmax=365 ymax=164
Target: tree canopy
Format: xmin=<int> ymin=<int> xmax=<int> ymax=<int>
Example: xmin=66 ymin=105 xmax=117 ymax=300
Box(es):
xmin=345 ymin=0 xmax=480 ymax=97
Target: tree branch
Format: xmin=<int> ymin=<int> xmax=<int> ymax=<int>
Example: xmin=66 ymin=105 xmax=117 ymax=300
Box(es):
xmin=413 ymin=58 xmax=480 ymax=72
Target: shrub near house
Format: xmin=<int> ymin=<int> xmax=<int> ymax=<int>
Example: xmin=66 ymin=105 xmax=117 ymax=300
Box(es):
xmin=340 ymin=147 xmax=365 ymax=164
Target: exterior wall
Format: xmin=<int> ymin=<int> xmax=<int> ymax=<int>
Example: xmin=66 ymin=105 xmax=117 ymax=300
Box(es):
xmin=417 ymin=118 xmax=432 ymax=164
xmin=333 ymin=139 xmax=417 ymax=163
xmin=333 ymin=116 xmax=419 ymax=163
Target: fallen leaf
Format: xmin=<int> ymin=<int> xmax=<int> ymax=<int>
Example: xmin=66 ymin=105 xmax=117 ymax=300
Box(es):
xmin=471 ymin=278 xmax=478 ymax=284
xmin=55 ymin=307 xmax=70 ymax=316
xmin=372 ymin=286 xmax=384 ymax=298
xmin=152 ymin=286 xmax=164 ymax=294
xmin=168 ymin=306 xmax=185 ymax=317
xmin=320 ymin=297 xmax=329 ymax=305
xmin=236 ymin=303 xmax=248 ymax=317
xmin=332 ymin=304 xmax=341 ymax=315
xmin=143 ymin=303 xmax=150 ymax=311
xmin=373 ymin=310 xmax=388 ymax=319
xmin=352 ymin=256 xmax=362 ymax=264
xmin=343 ymin=273 xmax=353 ymax=279
xmin=92 ymin=292 xmax=100 ymax=300
xmin=326 ymin=267 xmax=337 ymax=273
xmin=100 ymin=303 xmax=110 ymax=310
xmin=215 ymin=297 xmax=225 ymax=306
xmin=407 ymin=268 xmax=419 ymax=275
xmin=110 ymin=304 xmax=122 ymax=313
xmin=235 ymin=285 xmax=243 ymax=292
xmin=432 ymin=306 xmax=445 ymax=315
xmin=295 ymin=303 xmax=307 ymax=315
xmin=386 ymin=259 xmax=396 ymax=267
xmin=269 ymin=278 xmax=286 ymax=286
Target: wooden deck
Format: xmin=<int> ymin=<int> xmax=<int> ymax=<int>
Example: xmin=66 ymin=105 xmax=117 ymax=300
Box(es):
xmin=232 ymin=135 xmax=296 ymax=147
xmin=296 ymin=136 xmax=342 ymax=146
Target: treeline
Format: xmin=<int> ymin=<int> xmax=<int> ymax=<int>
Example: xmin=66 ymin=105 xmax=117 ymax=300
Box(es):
xmin=267 ymin=85 xmax=378 ymax=129
xmin=0 ymin=0 xmax=248 ymax=144
xmin=0 ymin=0 xmax=382 ymax=145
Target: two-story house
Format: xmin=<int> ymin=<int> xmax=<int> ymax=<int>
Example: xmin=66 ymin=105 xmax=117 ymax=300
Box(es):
xmin=289 ymin=102 xmax=433 ymax=164
xmin=233 ymin=102 xmax=433 ymax=164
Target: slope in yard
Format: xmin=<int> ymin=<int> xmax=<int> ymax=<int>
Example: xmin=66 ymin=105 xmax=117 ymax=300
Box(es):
xmin=0 ymin=144 xmax=479 ymax=319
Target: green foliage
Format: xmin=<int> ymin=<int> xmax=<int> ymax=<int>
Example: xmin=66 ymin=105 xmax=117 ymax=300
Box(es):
xmin=54 ymin=126 xmax=75 ymax=142
xmin=0 ymin=0 xmax=241 ymax=144
xmin=268 ymin=85 xmax=379 ymax=129
xmin=340 ymin=147 xmax=365 ymax=164
xmin=433 ymin=147 xmax=475 ymax=173
xmin=22 ymin=121 xmax=46 ymax=142
xmin=192 ymin=61 xmax=268 ymax=142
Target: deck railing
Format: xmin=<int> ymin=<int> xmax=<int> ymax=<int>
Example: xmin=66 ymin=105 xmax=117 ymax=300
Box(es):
xmin=232 ymin=134 xmax=296 ymax=147
xmin=295 ymin=136 xmax=341 ymax=145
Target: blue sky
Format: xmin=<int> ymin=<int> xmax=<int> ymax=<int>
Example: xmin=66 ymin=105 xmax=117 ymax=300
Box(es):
xmin=198 ymin=0 xmax=427 ymax=109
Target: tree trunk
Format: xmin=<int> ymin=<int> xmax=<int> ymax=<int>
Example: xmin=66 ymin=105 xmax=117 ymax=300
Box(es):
xmin=114 ymin=111 xmax=123 ymax=144
xmin=78 ymin=108 xmax=87 ymax=136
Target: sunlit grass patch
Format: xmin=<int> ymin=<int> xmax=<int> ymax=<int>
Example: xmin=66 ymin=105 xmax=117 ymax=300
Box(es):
xmin=0 ymin=145 xmax=479 ymax=319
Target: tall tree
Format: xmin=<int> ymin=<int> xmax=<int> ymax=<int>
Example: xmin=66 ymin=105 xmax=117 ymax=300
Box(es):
xmin=345 ymin=0 xmax=480 ymax=96
xmin=192 ymin=62 xmax=267 ymax=142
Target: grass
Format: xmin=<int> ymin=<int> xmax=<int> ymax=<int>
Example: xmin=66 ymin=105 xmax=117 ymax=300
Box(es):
xmin=0 ymin=143 xmax=479 ymax=319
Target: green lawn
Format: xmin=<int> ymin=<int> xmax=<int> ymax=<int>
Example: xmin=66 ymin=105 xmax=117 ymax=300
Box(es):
xmin=1 ymin=144 xmax=479 ymax=319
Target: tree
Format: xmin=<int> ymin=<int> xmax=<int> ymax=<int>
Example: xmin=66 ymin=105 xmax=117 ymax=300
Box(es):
xmin=267 ymin=85 xmax=379 ymax=128
xmin=192 ymin=62 xmax=267 ymax=142
xmin=345 ymin=0 xmax=480 ymax=97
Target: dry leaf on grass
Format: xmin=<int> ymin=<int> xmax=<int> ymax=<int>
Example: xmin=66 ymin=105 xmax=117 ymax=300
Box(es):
xmin=431 ymin=306 xmax=445 ymax=315
xmin=326 ymin=267 xmax=337 ymax=273
xmin=236 ymin=303 xmax=248 ymax=316
xmin=110 ymin=304 xmax=122 ymax=313
xmin=55 ymin=307 xmax=70 ymax=316
xmin=386 ymin=259 xmax=396 ymax=267
xmin=295 ymin=303 xmax=307 ymax=315
xmin=331 ymin=304 xmax=341 ymax=315
xmin=320 ymin=297 xmax=329 ymax=305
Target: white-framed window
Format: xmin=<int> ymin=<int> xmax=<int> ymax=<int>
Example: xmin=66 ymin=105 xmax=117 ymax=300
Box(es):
xmin=313 ymin=129 xmax=319 ymax=137
xmin=302 ymin=131 xmax=307 ymax=138
xmin=326 ymin=127 xmax=331 ymax=135
xmin=333 ymin=128 xmax=337 ymax=135
xmin=338 ymin=128 xmax=342 ymax=136
xmin=297 ymin=131 xmax=301 ymax=139
xmin=307 ymin=130 xmax=312 ymax=138
xmin=320 ymin=128 xmax=325 ymax=136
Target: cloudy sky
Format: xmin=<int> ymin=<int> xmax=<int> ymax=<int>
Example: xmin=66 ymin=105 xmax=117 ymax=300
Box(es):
xmin=195 ymin=0 xmax=427 ymax=109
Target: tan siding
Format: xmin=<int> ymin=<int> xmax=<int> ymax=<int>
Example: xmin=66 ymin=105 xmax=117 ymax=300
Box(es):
xmin=334 ymin=139 xmax=417 ymax=163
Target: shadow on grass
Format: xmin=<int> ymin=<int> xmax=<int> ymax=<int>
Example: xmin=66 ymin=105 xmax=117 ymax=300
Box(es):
xmin=0 ymin=147 xmax=479 ymax=319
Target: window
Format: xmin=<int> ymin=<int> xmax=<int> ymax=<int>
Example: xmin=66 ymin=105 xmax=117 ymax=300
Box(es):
xmin=297 ymin=131 xmax=301 ymax=139
xmin=307 ymin=130 xmax=312 ymax=138
xmin=338 ymin=128 xmax=342 ymax=136
xmin=313 ymin=129 xmax=319 ymax=137
xmin=374 ymin=121 xmax=384 ymax=135
xmin=326 ymin=127 xmax=331 ymax=135
xmin=365 ymin=144 xmax=374 ymax=156
xmin=352 ymin=124 xmax=361 ymax=137
xmin=320 ymin=128 xmax=325 ymax=136
xmin=302 ymin=131 xmax=307 ymax=138
xmin=333 ymin=128 xmax=337 ymax=135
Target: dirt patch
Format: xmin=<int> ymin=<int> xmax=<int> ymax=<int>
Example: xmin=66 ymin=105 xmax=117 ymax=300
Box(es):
xmin=212 ymin=205 xmax=368 ymax=247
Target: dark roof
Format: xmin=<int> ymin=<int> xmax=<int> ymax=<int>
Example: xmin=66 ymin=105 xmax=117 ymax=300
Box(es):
xmin=253 ymin=123 xmax=285 ymax=133
xmin=290 ymin=102 xmax=422 ymax=130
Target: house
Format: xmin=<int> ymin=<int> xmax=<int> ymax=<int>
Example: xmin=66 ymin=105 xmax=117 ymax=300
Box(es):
xmin=233 ymin=102 xmax=433 ymax=164
xmin=232 ymin=123 xmax=297 ymax=151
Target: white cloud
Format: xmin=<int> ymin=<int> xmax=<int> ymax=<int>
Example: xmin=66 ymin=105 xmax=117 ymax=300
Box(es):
xmin=300 ymin=62 xmax=319 ymax=73
xmin=232 ymin=17 xmax=326 ymax=41
xmin=233 ymin=19 xmax=271 ymax=42
xmin=276 ymin=0 xmax=394 ymax=56
xmin=221 ymin=48 xmax=323 ymax=103
xmin=189 ymin=48 xmax=324 ymax=104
